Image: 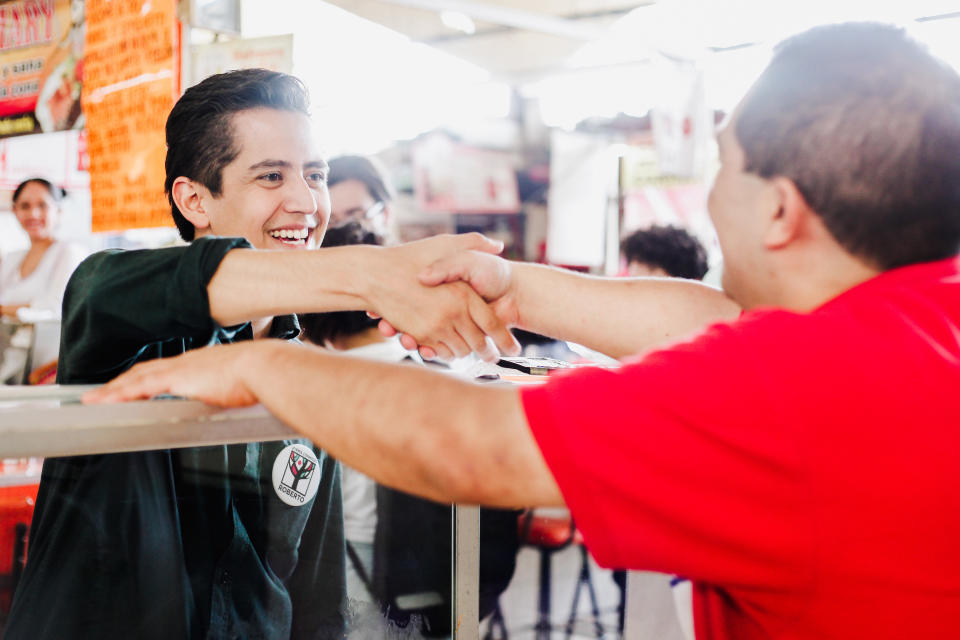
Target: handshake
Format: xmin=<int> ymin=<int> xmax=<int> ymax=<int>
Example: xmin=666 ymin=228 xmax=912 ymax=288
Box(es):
xmin=361 ymin=232 xmax=524 ymax=362
xmin=85 ymin=231 xmax=738 ymax=406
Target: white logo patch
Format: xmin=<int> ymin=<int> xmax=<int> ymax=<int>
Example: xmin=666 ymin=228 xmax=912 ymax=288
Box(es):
xmin=272 ymin=444 xmax=321 ymax=506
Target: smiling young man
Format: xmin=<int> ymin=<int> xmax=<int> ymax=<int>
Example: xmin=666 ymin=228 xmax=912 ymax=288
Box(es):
xmin=88 ymin=24 xmax=960 ymax=639
xmin=5 ymin=69 xmax=516 ymax=640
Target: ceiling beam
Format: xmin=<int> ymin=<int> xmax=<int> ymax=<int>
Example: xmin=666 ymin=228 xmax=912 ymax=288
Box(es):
xmin=423 ymin=6 xmax=637 ymax=44
xmin=368 ymin=0 xmax=605 ymax=41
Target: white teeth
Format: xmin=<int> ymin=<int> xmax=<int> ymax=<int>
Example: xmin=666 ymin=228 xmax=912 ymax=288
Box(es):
xmin=269 ymin=229 xmax=309 ymax=241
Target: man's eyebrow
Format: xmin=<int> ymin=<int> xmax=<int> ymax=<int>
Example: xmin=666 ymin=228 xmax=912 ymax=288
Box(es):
xmin=247 ymin=159 xmax=292 ymax=172
xmin=305 ymin=160 xmax=329 ymax=171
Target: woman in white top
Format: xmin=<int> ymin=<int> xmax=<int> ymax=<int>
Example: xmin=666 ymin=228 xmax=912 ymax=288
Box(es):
xmin=0 ymin=178 xmax=87 ymax=319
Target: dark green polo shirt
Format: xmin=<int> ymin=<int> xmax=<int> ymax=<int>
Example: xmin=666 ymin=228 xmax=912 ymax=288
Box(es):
xmin=6 ymin=237 xmax=345 ymax=639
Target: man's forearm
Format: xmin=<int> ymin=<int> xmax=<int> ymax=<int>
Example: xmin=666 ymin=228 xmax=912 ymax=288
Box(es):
xmin=207 ymin=234 xmax=518 ymax=358
xmin=241 ymin=341 xmax=562 ymax=507
xmin=207 ymin=246 xmax=374 ymax=326
xmin=511 ymin=262 xmax=741 ymax=359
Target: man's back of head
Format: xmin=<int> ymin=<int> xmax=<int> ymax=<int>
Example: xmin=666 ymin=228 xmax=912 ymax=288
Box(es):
xmin=621 ymin=225 xmax=709 ymax=280
xmin=164 ymin=69 xmax=312 ymax=241
xmin=736 ymin=22 xmax=960 ymax=271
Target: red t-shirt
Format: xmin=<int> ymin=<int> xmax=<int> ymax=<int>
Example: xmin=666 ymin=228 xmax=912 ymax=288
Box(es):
xmin=521 ymin=257 xmax=960 ymax=640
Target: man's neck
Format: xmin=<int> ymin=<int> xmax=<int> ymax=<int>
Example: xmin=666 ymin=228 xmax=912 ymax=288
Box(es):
xmin=774 ymin=249 xmax=882 ymax=312
xmin=251 ymin=317 xmax=273 ymax=339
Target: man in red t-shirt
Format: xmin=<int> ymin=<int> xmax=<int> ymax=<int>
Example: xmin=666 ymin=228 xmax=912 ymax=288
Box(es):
xmin=88 ymin=22 xmax=960 ymax=639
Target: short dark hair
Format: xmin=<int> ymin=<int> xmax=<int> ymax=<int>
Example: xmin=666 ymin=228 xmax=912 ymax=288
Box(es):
xmin=327 ymin=155 xmax=394 ymax=204
xmin=13 ymin=177 xmax=66 ymax=204
xmin=164 ymin=69 xmax=311 ymax=241
xmin=620 ymin=225 xmax=709 ymax=280
xmin=736 ymin=22 xmax=960 ymax=269
xmin=299 ymin=221 xmax=384 ymax=345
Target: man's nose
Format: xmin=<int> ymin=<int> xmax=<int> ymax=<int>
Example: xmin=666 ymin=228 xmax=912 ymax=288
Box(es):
xmin=284 ymin=175 xmax=318 ymax=214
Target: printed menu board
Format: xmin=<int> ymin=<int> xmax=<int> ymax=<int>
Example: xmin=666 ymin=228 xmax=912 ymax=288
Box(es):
xmin=82 ymin=0 xmax=178 ymax=232
xmin=0 ymin=0 xmax=84 ymax=138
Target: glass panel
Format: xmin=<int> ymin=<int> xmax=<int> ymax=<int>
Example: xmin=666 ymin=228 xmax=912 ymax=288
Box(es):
xmin=343 ymin=476 xmax=456 ymax=638
xmin=479 ymin=508 xmax=624 ymax=639
xmin=0 ymin=393 xmax=459 ymax=638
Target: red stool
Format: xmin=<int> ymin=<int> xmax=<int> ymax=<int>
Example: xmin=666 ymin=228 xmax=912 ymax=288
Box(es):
xmin=0 ymin=483 xmax=40 ymax=615
xmin=483 ymin=511 xmax=606 ymax=640
xmin=519 ymin=510 xmax=604 ymax=640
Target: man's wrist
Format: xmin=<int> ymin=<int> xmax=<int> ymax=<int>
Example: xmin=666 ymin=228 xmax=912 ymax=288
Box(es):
xmin=239 ymin=340 xmax=292 ymax=396
xmin=507 ymin=261 xmax=534 ymax=329
xmin=306 ymin=245 xmax=381 ymax=312
xmin=346 ymin=245 xmax=385 ymax=310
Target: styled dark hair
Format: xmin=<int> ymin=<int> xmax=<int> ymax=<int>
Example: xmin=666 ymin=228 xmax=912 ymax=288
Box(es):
xmin=327 ymin=155 xmax=394 ymax=204
xmin=13 ymin=177 xmax=66 ymax=204
xmin=621 ymin=225 xmax=709 ymax=280
xmin=164 ymin=68 xmax=311 ymax=241
xmin=736 ymin=22 xmax=960 ymax=269
xmin=299 ymin=221 xmax=384 ymax=345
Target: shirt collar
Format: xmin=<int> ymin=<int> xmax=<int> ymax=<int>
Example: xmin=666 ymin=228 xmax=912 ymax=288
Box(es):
xmin=269 ymin=314 xmax=301 ymax=341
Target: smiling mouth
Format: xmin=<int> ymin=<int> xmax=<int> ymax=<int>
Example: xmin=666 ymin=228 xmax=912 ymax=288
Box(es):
xmin=268 ymin=228 xmax=311 ymax=245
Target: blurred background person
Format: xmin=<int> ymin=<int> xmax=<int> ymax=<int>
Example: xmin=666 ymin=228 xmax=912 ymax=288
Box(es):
xmin=0 ymin=178 xmax=88 ymax=383
xmin=0 ymin=178 xmax=88 ymax=320
xmin=327 ymin=155 xmax=395 ymax=240
xmin=298 ymin=221 xmax=404 ymax=612
xmin=620 ymin=225 xmax=709 ymax=280
xmin=300 ymin=221 xmax=518 ymax=637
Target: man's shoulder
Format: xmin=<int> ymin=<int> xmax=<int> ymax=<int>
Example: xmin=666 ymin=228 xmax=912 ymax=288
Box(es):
xmin=70 ymin=245 xmax=148 ymax=273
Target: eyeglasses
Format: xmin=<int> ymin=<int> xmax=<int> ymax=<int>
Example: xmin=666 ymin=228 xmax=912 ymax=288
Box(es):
xmin=335 ymin=201 xmax=385 ymax=223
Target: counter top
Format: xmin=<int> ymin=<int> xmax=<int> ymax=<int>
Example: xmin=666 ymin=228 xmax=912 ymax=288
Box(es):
xmin=0 ymin=385 xmax=297 ymax=459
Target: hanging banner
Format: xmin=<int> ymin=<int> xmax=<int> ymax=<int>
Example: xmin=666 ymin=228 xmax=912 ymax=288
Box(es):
xmin=413 ymin=132 xmax=520 ymax=214
xmin=0 ymin=127 xmax=88 ymax=190
xmin=82 ymin=0 xmax=179 ymax=232
xmin=546 ymin=130 xmax=615 ymax=268
xmin=650 ymin=55 xmax=711 ymax=178
xmin=190 ymin=34 xmax=292 ymax=86
xmin=0 ymin=0 xmax=85 ymax=138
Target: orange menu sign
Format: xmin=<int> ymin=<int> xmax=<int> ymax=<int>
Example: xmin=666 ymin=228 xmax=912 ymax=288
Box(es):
xmin=82 ymin=0 xmax=179 ymax=232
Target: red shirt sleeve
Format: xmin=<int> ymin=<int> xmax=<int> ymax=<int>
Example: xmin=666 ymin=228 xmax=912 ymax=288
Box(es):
xmin=521 ymin=313 xmax=816 ymax=591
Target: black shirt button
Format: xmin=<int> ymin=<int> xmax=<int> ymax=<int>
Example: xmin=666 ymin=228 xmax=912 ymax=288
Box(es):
xmin=220 ymin=570 xmax=231 ymax=585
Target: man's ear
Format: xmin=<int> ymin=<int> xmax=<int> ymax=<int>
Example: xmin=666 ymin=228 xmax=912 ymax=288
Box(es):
xmin=764 ymin=177 xmax=808 ymax=250
xmin=171 ymin=177 xmax=211 ymax=232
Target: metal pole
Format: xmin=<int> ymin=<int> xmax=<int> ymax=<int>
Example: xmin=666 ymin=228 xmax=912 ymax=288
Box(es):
xmin=453 ymin=504 xmax=480 ymax=638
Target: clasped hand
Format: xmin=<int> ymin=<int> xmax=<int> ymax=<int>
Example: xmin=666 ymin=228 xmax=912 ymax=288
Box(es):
xmin=371 ymin=237 xmax=520 ymax=361
xmin=365 ymin=233 xmax=519 ymax=361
